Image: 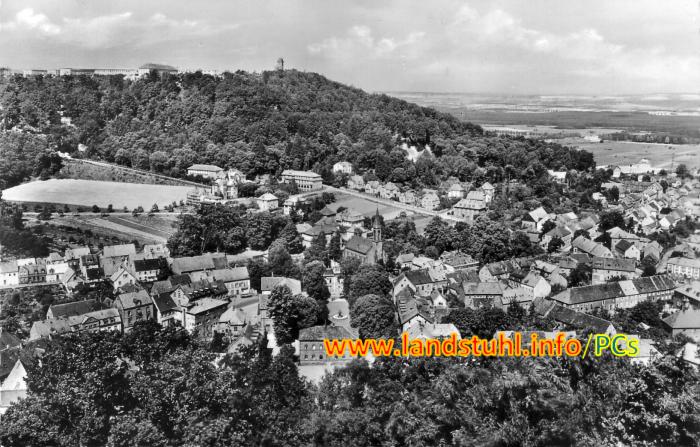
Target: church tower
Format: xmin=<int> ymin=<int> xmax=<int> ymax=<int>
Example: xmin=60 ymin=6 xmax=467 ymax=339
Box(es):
xmin=372 ymin=208 xmax=382 ymax=243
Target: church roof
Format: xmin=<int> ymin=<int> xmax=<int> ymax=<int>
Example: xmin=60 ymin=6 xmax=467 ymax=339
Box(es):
xmin=344 ymin=235 xmax=374 ymax=255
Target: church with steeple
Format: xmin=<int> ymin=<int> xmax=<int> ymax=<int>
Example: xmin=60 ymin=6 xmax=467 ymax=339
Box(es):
xmin=342 ymin=209 xmax=385 ymax=265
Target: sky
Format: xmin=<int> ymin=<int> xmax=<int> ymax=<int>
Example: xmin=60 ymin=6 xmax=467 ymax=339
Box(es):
xmin=1 ymin=0 xmax=699 ymax=95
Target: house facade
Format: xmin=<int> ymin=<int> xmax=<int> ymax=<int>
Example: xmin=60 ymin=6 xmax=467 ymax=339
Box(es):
xmin=347 ymin=175 xmax=365 ymax=190
xmin=184 ymin=298 xmax=228 ymax=337
xmin=133 ymin=258 xmax=166 ymax=282
xmin=420 ymin=190 xmax=441 ymax=210
xmin=110 ymin=267 xmax=139 ymax=290
xmin=452 ymin=191 xmax=487 ymax=222
xmin=19 ymin=264 xmax=46 ymax=284
xmin=299 ymin=325 xmax=356 ymax=365
xmin=68 ymin=308 xmax=122 ymax=334
xmin=257 ymin=193 xmax=279 ymax=212
xmin=667 ymin=257 xmax=700 ymax=280
xmin=591 ymin=257 xmax=638 ymax=285
xmin=0 ymin=262 xmax=19 ymax=286
xmin=552 ymin=275 xmax=676 ymax=313
xmin=663 ymin=308 xmax=700 ymax=342
xmin=114 ymin=290 xmax=155 ymax=332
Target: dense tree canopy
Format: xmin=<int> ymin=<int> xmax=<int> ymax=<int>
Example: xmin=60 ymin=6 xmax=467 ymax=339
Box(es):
xmin=350 ymin=294 xmax=397 ymax=339
xmin=313 ymin=353 xmax=700 ymax=446
xmin=346 ymin=265 xmax=392 ymax=306
xmin=0 ymin=322 xmax=314 ymax=447
xmin=0 ymin=70 xmax=594 ymax=193
xmin=267 ymin=285 xmax=319 ymax=344
xmin=167 ymin=204 xmax=289 ymax=256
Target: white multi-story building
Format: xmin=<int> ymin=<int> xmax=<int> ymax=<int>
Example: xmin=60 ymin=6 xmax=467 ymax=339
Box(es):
xmin=280 ymin=170 xmax=323 ymax=191
xmin=667 ymin=257 xmax=700 ymax=280
xmin=187 ymin=164 xmax=224 ymax=179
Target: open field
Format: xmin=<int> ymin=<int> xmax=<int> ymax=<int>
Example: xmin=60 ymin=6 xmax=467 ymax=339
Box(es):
xmin=558 ymin=139 xmax=700 ymax=169
xmin=471 ymin=122 xmax=700 ymax=170
xmin=481 ymin=124 xmax=624 ymax=137
xmin=105 ymin=215 xmax=178 ymax=240
xmin=330 ymin=192 xmax=434 ymax=233
xmin=439 ymin=108 xmax=700 ymax=137
xmin=2 ymin=179 xmax=196 ymax=210
xmin=402 ymin=96 xmax=700 ymax=168
xmin=330 ymin=192 xmax=405 ymax=218
xmin=42 ymin=213 xmax=179 ymax=245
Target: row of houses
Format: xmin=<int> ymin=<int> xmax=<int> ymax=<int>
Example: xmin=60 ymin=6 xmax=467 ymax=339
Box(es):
xmin=346 ymin=174 xmax=495 ymax=216
xmin=0 ymin=243 xmax=170 ymax=288
xmin=551 ymin=275 xmax=676 ymax=313
xmin=29 ymin=251 xmax=255 ymax=340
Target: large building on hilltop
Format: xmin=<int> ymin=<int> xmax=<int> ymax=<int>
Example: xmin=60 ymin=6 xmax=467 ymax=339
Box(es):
xmin=138 ymin=63 xmax=178 ymax=76
xmin=21 ymin=63 xmax=177 ymax=80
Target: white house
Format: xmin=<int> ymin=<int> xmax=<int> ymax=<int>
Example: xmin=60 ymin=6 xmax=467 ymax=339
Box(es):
xmin=0 ymin=360 xmax=27 ymax=415
xmin=421 ymin=190 xmax=441 ymax=210
xmin=667 ymin=257 xmax=700 ymax=280
xmin=257 ymin=193 xmax=279 ymax=212
xmin=447 ymin=183 xmax=466 ymax=199
xmin=45 ymin=263 xmax=71 ymax=283
xmin=0 ymin=261 xmax=19 ymax=286
xmin=548 ymin=170 xmax=567 ymax=184
xmin=110 ymin=267 xmax=139 ymax=290
xmin=332 ymin=161 xmax=353 ymax=175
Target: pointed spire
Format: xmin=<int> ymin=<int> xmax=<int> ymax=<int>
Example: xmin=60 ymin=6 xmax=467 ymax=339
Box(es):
xmin=372 ymin=207 xmax=381 ymax=228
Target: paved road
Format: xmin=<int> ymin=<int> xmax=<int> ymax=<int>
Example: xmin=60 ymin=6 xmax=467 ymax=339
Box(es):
xmin=323 ymin=185 xmax=466 ymax=223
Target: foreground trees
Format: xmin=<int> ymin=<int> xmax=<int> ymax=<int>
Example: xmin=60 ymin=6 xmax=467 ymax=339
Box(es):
xmin=313 ymin=354 xmax=700 ymax=447
xmin=0 ymin=322 xmax=313 ymax=447
xmin=0 ymin=319 xmax=698 ymax=446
